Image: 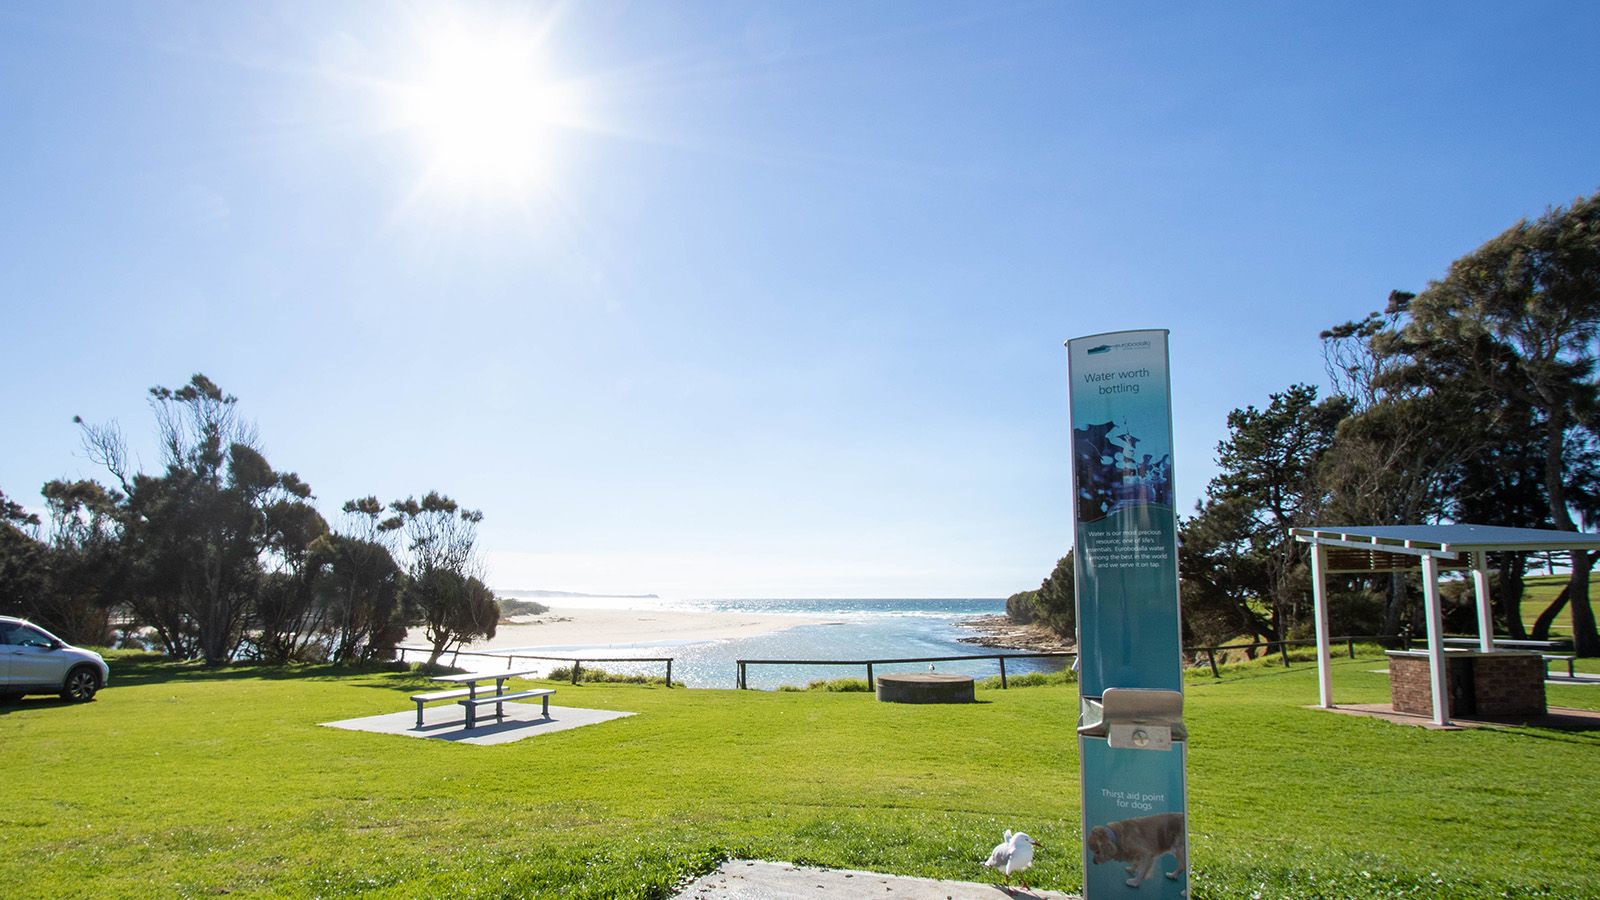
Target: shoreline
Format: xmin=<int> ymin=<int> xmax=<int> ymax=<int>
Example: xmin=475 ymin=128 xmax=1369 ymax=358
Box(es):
xmin=956 ymin=614 xmax=1075 ymax=653
xmin=408 ymin=604 xmax=833 ymax=655
xmin=404 ymin=603 xmax=1073 ymax=677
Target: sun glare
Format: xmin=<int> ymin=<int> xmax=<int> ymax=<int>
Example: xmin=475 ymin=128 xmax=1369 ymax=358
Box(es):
xmin=397 ymin=23 xmax=573 ymax=192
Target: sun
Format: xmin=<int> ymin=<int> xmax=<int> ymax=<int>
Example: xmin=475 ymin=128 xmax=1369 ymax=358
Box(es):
xmin=396 ymin=21 xmax=573 ymax=192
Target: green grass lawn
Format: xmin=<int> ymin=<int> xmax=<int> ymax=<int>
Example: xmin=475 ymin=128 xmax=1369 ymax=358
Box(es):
xmin=1517 ymin=572 xmax=1600 ymax=638
xmin=3 ymin=653 xmax=1598 ymax=899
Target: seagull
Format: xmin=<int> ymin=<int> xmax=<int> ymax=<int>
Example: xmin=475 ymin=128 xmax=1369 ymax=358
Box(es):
xmin=984 ymin=829 xmax=1043 ymax=890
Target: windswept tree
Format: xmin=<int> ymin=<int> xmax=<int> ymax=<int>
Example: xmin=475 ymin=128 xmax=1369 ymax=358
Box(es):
xmin=252 ymin=494 xmax=330 ymax=663
xmin=317 ymin=497 xmax=407 ymax=664
xmin=80 ymin=375 xmax=322 ymax=665
xmin=1180 ymin=384 xmax=1349 ymax=643
xmin=1317 ymin=303 xmax=1490 ymax=635
xmin=389 ymin=492 xmax=496 ymax=664
xmin=37 ymin=479 xmax=125 ymax=645
xmin=0 ymin=488 xmax=47 ymax=622
xmin=1179 ymin=501 xmax=1277 ymax=649
xmin=1005 ymin=550 xmax=1075 ymax=639
xmin=1387 ymin=194 xmax=1600 ymax=654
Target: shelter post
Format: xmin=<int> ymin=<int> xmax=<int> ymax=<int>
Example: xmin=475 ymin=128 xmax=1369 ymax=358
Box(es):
xmin=1471 ymin=551 xmax=1495 ymax=653
xmin=1311 ymin=542 xmax=1333 ymax=708
xmin=1421 ymin=554 xmax=1450 ymax=726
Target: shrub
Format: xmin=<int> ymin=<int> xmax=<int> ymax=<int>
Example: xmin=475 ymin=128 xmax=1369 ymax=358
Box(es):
xmin=497 ymin=598 xmax=551 ymax=618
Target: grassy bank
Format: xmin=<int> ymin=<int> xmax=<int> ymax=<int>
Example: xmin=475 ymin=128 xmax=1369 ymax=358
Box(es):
xmin=2 ymin=652 xmax=1597 ymax=898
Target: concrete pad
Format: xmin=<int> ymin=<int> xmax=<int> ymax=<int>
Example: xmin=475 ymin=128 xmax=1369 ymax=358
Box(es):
xmin=1311 ymin=703 xmax=1600 ymax=732
xmin=321 ymin=703 xmax=633 ymax=746
xmin=671 ymin=860 xmax=1076 ymax=900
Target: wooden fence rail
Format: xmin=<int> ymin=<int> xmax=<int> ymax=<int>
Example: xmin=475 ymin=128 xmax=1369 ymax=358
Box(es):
xmin=395 ymin=634 xmax=1404 ymax=691
xmin=736 ymin=635 xmax=1404 ymax=688
xmin=1185 ymin=634 xmax=1403 ymax=678
xmin=734 ymin=651 xmax=1078 ymax=690
xmin=394 ymin=644 xmax=675 ymax=687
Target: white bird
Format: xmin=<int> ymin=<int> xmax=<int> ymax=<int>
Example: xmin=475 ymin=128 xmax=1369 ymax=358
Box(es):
xmin=984 ymin=829 xmax=1043 ymax=889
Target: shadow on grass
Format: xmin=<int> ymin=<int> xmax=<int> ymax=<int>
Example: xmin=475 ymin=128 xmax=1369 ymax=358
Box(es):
xmin=0 ymin=696 xmax=82 ymax=716
xmin=99 ymin=654 xmax=449 ymax=691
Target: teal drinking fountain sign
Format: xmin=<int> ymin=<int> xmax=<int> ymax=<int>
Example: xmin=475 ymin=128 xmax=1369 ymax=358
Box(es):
xmin=1067 ymin=330 xmax=1189 ymax=898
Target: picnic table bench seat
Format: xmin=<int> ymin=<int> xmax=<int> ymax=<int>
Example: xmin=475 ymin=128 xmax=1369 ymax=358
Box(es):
xmin=411 ymin=688 xmax=480 ymax=728
xmin=460 ymin=688 xmax=555 ymax=729
xmin=1543 ymin=654 xmax=1578 ymax=678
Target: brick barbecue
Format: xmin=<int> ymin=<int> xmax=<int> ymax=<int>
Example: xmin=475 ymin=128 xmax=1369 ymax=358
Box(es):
xmin=1387 ymin=650 xmax=1545 ymax=718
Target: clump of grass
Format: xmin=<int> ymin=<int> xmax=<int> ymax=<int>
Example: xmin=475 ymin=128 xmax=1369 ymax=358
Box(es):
xmin=976 ymin=669 xmax=1077 ymax=689
xmin=99 ymin=649 xmax=171 ymax=663
xmin=409 ymin=661 xmax=467 ymax=677
xmin=546 ymin=665 xmax=676 ymax=686
xmin=777 ymin=678 xmax=872 ymax=692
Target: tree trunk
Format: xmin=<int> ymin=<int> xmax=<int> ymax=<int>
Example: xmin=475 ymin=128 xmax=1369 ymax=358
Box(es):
xmin=425 ymin=623 xmax=450 ymax=667
xmin=1531 ymin=586 xmax=1569 ymax=642
xmin=1494 ymin=552 xmax=1528 ymax=640
xmin=1568 ymin=551 xmax=1599 ymax=656
xmin=1537 ymin=409 xmax=1600 ymax=654
xmin=1381 ymin=572 xmax=1407 ymax=637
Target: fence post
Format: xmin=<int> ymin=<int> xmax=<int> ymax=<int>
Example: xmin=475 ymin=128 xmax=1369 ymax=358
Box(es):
xmin=1208 ymin=648 xmax=1219 ymax=678
xmin=999 ymin=656 xmax=1008 ymax=689
xmin=572 ymin=661 xmax=580 ymax=685
xmin=866 ymin=662 xmax=874 ymax=687
xmin=1347 ymin=638 xmax=1355 ymax=660
xmin=737 ymin=662 xmax=744 ymax=690
xmin=665 ymin=660 xmax=672 ymax=688
xmin=1280 ymin=641 xmax=1290 ymax=667
xmin=507 ymin=654 xmax=513 ymax=671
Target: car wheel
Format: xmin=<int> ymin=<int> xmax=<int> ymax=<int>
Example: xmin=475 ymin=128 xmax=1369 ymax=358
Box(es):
xmin=61 ymin=666 xmax=100 ymax=702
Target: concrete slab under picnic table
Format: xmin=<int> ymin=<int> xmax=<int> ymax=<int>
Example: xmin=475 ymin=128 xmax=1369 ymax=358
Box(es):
xmin=321 ymin=703 xmax=633 ymax=746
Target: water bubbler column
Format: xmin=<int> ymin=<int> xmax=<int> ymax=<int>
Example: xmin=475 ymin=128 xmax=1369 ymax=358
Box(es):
xmin=1066 ymin=330 xmax=1189 ymax=898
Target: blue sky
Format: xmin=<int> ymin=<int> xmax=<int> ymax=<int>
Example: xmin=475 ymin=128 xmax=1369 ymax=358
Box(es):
xmin=3 ymin=2 xmax=1597 ymax=598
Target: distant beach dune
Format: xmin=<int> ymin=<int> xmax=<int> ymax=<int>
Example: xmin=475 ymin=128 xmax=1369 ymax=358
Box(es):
xmin=406 ymin=604 xmax=831 ymax=655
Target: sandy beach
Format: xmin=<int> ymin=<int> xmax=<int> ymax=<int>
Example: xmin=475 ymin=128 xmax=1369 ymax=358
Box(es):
xmin=406 ymin=605 xmax=833 ymax=654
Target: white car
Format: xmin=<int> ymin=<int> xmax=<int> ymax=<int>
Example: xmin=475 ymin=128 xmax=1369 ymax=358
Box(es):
xmin=0 ymin=616 xmax=110 ymax=703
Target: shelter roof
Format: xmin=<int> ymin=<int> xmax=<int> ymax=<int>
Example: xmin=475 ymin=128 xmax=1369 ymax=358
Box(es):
xmin=1291 ymin=524 xmax=1600 ymax=571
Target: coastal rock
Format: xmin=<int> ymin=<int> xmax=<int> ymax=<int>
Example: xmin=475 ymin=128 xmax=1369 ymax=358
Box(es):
xmin=957 ymin=615 xmax=1075 ymax=653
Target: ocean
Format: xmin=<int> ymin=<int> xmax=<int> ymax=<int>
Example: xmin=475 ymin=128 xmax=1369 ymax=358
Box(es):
xmin=486 ymin=597 xmax=1072 ymax=690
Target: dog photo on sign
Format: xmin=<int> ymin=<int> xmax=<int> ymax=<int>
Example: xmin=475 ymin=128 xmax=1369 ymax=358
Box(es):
xmin=1087 ymin=811 xmax=1186 ymax=888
